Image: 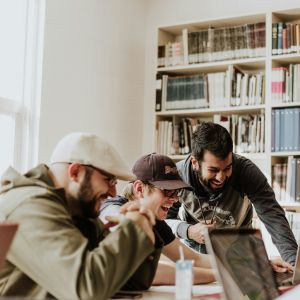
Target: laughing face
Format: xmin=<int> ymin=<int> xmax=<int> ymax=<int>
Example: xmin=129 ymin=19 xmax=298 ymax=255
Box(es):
xmin=192 ymin=150 xmax=233 ymax=192
xmin=143 ymin=187 xmax=179 ymax=220
xmin=72 ymin=165 xmax=117 ymax=219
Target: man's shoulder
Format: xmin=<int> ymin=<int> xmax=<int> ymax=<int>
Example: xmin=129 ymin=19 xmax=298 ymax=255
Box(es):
xmin=0 ymin=184 xmax=66 ymax=217
xmin=232 ymin=153 xmax=261 ymax=176
xmin=154 ymin=220 xmax=176 ymax=245
xmin=100 ymin=196 xmax=128 ymax=211
xmin=233 ymin=153 xmax=252 ymax=165
xmin=176 ymin=155 xmax=191 ymax=170
xmin=231 ymin=153 xmax=268 ymax=192
xmin=176 ymin=155 xmax=193 ymax=183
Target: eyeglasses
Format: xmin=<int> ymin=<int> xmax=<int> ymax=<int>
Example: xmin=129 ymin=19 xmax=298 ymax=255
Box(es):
xmin=84 ymin=165 xmax=117 ymax=187
xmin=162 ymin=189 xmax=184 ymax=198
xmin=105 ymin=175 xmax=118 ymax=187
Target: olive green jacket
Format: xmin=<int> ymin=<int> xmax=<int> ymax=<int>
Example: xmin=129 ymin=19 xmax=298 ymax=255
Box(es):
xmin=0 ymin=165 xmax=159 ymax=299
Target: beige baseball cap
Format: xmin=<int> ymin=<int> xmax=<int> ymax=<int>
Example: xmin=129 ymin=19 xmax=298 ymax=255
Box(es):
xmin=50 ymin=132 xmax=135 ymax=181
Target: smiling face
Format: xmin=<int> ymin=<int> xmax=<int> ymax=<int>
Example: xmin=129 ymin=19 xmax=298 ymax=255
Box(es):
xmin=144 ymin=188 xmax=179 ymax=220
xmin=67 ymin=164 xmax=117 ymax=218
xmin=192 ymin=150 xmax=233 ymax=192
xmin=132 ymin=181 xmax=179 ymax=221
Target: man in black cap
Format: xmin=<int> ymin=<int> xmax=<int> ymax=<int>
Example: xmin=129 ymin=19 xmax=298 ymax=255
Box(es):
xmin=100 ymin=153 xmax=215 ymax=285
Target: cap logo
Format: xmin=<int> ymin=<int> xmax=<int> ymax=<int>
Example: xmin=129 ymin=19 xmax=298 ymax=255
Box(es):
xmin=165 ymin=166 xmax=178 ymax=175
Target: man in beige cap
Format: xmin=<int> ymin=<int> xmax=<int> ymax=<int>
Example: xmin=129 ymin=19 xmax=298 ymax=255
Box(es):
xmin=0 ymin=132 xmax=159 ymax=300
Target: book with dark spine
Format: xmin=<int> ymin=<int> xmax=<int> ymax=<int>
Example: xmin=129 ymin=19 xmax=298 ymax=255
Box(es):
xmin=272 ymin=23 xmax=278 ymax=55
xmin=155 ymin=73 xmax=162 ymax=112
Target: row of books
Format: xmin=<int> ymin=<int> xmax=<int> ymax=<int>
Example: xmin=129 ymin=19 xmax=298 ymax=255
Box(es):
xmin=271 ymin=65 xmax=300 ymax=104
xmin=157 ymin=22 xmax=266 ymax=67
xmin=157 ymin=41 xmax=183 ymax=67
xmin=156 ymin=118 xmax=196 ymax=156
xmin=159 ymin=74 xmax=209 ymax=111
xmin=208 ymin=67 xmax=264 ymax=108
xmin=213 ymin=113 xmax=265 ymax=154
xmin=272 ymin=157 xmax=300 ymax=203
xmin=272 ymin=21 xmax=300 ymax=55
xmin=285 ymin=211 xmax=300 ymax=244
xmin=156 ymin=114 xmax=265 ymax=156
xmin=271 ymin=108 xmax=300 ymax=152
xmin=155 ymin=68 xmax=265 ymax=111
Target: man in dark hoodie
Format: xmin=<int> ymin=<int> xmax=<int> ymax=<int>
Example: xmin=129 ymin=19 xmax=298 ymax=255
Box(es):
xmin=166 ymin=122 xmax=298 ymax=265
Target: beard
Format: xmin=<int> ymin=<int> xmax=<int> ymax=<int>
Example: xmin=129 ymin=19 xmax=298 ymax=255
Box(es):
xmin=76 ymin=170 xmax=99 ymax=219
xmin=196 ymin=168 xmax=228 ymax=194
xmin=204 ymin=177 xmax=227 ymax=192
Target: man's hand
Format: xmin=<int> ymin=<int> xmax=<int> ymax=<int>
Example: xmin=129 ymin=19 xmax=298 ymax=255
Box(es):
xmin=119 ymin=199 xmax=156 ymax=226
xmin=106 ymin=211 xmax=155 ymax=244
xmin=104 ymin=215 xmax=124 ymax=229
xmin=270 ymin=257 xmax=294 ymax=273
xmin=124 ymin=211 xmax=155 ymax=244
xmin=118 ymin=200 xmax=156 ymax=244
xmin=187 ymin=221 xmax=216 ymax=244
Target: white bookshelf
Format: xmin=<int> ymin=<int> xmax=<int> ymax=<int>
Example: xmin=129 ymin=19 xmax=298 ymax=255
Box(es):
xmin=157 ymin=57 xmax=266 ymax=74
xmin=153 ymin=8 xmax=300 ymax=209
xmin=156 ymin=104 xmax=265 ymax=117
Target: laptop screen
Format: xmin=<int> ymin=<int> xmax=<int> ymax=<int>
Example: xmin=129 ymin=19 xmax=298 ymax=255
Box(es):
xmin=206 ymin=228 xmax=280 ymax=300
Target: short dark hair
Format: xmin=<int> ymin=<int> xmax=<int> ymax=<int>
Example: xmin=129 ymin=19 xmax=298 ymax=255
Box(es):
xmin=192 ymin=122 xmax=233 ymax=161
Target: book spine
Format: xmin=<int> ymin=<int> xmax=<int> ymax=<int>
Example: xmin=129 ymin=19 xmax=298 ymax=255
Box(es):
xmin=272 ymin=23 xmax=278 ymax=55
xmin=155 ymin=74 xmax=162 ymax=112
xmin=271 ymin=110 xmax=275 ymax=152
xmin=296 ymin=158 xmax=300 ymax=202
xmin=277 ymin=22 xmax=284 ymax=55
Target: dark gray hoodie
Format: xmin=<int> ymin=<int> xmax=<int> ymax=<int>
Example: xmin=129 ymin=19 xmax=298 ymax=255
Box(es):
xmin=166 ymin=154 xmax=297 ymax=265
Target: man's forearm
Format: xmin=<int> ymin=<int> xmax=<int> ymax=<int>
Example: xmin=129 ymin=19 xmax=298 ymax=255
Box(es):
xmin=165 ymin=219 xmax=190 ymax=239
xmin=152 ymin=261 xmax=215 ymax=285
xmin=194 ymin=267 xmax=215 ymax=284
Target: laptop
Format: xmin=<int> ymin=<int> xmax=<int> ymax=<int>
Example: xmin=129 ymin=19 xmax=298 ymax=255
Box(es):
xmin=0 ymin=223 xmax=18 ymax=269
xmin=276 ymin=245 xmax=300 ymax=286
xmin=204 ymin=228 xmax=300 ymax=300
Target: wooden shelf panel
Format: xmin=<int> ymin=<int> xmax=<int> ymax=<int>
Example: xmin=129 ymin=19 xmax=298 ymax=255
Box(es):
xmin=158 ymin=13 xmax=266 ymax=35
xmin=156 ymin=105 xmax=265 ymax=117
xmin=271 ymin=102 xmax=300 ymax=108
xmin=272 ymin=8 xmax=300 ymax=23
xmin=157 ymin=58 xmax=266 ymax=75
xmin=279 ymin=202 xmax=300 ymax=212
xmin=168 ymin=153 xmax=265 ymax=162
xmin=271 ymin=152 xmax=300 ymax=157
xmin=271 ymin=53 xmax=300 ymax=64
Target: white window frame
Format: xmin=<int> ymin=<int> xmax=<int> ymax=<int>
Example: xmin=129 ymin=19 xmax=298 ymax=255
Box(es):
xmin=0 ymin=0 xmax=45 ymax=172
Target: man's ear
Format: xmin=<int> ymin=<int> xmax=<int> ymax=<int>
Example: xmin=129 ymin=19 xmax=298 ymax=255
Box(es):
xmin=190 ymin=155 xmax=200 ymax=171
xmin=68 ymin=163 xmax=82 ymax=181
xmin=133 ymin=180 xmax=144 ymax=197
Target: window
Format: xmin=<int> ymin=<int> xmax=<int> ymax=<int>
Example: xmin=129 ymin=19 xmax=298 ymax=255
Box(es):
xmin=0 ymin=0 xmax=45 ymax=175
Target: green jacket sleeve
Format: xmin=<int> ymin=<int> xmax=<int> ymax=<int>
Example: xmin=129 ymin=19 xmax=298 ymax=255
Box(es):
xmin=73 ymin=217 xmax=163 ymax=292
xmin=120 ymin=228 xmax=163 ymax=291
xmin=6 ymin=196 xmax=156 ymax=300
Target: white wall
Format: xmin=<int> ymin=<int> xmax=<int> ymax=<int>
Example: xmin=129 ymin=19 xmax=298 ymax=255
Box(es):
xmin=39 ymin=0 xmax=146 ymax=178
xmin=0 ymin=0 xmax=27 ymax=102
xmin=142 ymin=0 xmax=300 ymax=153
xmin=39 ymin=0 xmax=300 ymax=178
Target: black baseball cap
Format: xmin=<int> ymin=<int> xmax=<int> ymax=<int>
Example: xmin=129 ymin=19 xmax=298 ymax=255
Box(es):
xmin=132 ymin=153 xmax=192 ymax=190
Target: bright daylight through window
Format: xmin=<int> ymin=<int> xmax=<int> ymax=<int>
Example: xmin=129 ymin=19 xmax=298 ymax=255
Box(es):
xmin=0 ymin=0 xmax=45 ymax=175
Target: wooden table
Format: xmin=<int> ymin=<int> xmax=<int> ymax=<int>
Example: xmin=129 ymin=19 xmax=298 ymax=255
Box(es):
xmin=112 ymin=283 xmax=223 ymax=299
